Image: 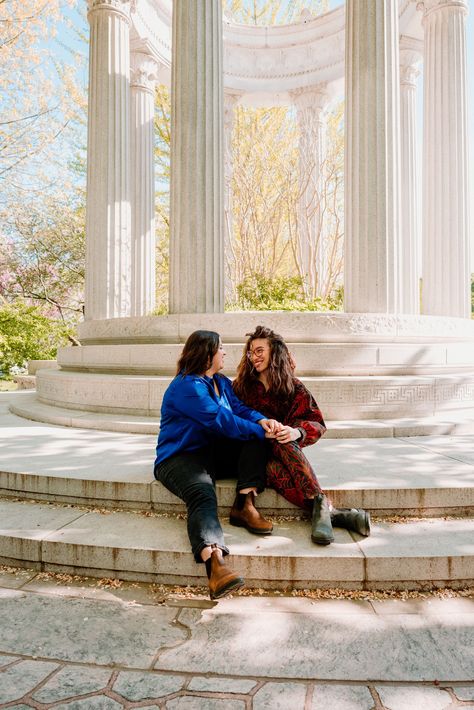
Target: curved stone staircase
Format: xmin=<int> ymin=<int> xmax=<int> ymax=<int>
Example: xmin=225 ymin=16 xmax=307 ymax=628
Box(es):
xmin=1 ymin=392 xmax=473 ymax=593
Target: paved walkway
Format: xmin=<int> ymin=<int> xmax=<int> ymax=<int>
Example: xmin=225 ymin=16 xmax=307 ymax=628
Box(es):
xmin=0 ymin=566 xmax=473 ymax=709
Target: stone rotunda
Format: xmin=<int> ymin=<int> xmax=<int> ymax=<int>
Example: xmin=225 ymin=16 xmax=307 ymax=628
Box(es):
xmin=12 ymin=0 xmax=474 ymax=434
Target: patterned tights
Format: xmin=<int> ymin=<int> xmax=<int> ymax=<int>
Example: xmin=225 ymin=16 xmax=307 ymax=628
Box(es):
xmin=266 ymin=441 xmax=323 ymax=511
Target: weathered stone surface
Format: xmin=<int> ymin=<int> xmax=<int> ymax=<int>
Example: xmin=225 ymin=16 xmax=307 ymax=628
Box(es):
xmin=32 ymin=666 xmax=112 ymax=703
xmin=187 ymin=677 xmax=257 ymax=694
xmin=0 ymin=660 xmax=59 ymax=703
xmin=0 ymin=654 xmax=18 ymax=668
xmin=53 ymin=698 xmax=123 ymax=710
xmin=157 ymin=607 xmax=474 ymax=682
xmin=375 ymin=684 xmax=451 ymax=710
xmin=112 ymin=670 xmax=183 ymax=700
xmin=253 ymin=682 xmax=307 ymax=709
xmin=310 ymin=685 xmax=374 ymax=709
xmin=0 ymin=594 xmax=183 ymax=668
xmin=166 ymin=698 xmax=245 ymax=710
xmin=0 ymin=568 xmax=37 ymax=589
xmin=452 ymin=686 xmax=474 ymax=701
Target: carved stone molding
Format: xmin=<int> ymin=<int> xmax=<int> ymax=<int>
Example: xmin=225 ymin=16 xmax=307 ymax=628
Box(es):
xmin=130 ymin=52 xmax=159 ymax=92
xmin=418 ymin=0 xmax=468 ymax=18
xmin=290 ymin=84 xmax=330 ymax=113
xmin=399 ymin=61 xmax=420 ymax=88
xmin=399 ymin=35 xmax=423 ymax=87
xmin=87 ymin=0 xmax=131 ymax=23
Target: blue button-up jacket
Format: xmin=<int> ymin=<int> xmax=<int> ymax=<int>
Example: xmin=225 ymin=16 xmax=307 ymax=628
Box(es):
xmin=154 ymin=372 xmax=266 ymax=467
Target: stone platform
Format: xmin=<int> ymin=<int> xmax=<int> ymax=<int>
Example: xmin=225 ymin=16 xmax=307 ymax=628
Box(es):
xmin=20 ymin=313 xmax=474 ymax=427
xmin=1 ymin=392 xmax=473 ymax=593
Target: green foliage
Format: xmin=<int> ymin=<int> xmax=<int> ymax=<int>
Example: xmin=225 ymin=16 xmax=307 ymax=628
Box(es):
xmin=471 ymin=273 xmax=474 ymax=315
xmin=228 ymin=274 xmax=343 ymax=312
xmin=0 ymin=301 xmax=70 ymax=376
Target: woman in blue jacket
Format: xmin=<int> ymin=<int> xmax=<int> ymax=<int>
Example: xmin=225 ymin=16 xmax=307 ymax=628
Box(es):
xmin=154 ymin=330 xmax=278 ymax=600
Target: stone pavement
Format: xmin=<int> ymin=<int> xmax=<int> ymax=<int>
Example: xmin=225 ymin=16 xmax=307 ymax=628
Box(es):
xmin=0 ymin=567 xmax=473 ymax=710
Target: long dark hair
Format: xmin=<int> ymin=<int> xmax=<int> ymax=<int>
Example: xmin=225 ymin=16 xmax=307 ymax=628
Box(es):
xmin=177 ymin=330 xmax=220 ymax=376
xmin=233 ymin=325 xmax=295 ymax=401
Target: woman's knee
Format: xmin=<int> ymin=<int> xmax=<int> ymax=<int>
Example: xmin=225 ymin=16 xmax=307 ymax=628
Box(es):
xmin=183 ymin=480 xmax=218 ymax=513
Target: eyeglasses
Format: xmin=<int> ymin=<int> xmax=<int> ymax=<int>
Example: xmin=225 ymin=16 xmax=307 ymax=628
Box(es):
xmin=247 ymin=346 xmax=268 ymax=360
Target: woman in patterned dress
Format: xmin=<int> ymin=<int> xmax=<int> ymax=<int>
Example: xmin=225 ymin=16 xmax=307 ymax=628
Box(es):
xmin=233 ymin=325 xmax=371 ymax=545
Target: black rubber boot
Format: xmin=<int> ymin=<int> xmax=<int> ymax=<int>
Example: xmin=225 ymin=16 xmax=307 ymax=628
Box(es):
xmin=331 ymin=508 xmax=371 ymax=537
xmin=311 ymin=494 xmax=334 ymax=545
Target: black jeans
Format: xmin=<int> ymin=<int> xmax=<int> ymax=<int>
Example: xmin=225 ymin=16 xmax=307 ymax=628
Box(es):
xmin=155 ymin=438 xmax=268 ymax=563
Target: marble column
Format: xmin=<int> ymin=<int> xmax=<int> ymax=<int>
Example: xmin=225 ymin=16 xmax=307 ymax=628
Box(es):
xmin=399 ymin=38 xmax=422 ymax=314
xmin=130 ymin=51 xmax=159 ymax=317
xmin=85 ymin=0 xmax=132 ymax=321
xmin=169 ymin=0 xmax=224 ymax=313
xmin=223 ymin=91 xmax=241 ymax=302
xmin=344 ymin=0 xmax=402 ymax=313
xmin=292 ymin=86 xmax=329 ymax=300
xmin=421 ymin=0 xmax=470 ymax=317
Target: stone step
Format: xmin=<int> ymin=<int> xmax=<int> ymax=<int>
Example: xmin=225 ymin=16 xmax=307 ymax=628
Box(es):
xmin=2 ymin=470 xmax=473 ymax=517
xmin=9 ymin=391 xmax=474 ymax=437
xmin=2 ymin=394 xmax=473 ymax=516
xmin=0 ymin=498 xmax=472 ymax=591
xmin=33 ymin=368 xmax=474 ymax=420
xmin=57 ymin=340 xmax=474 ymax=376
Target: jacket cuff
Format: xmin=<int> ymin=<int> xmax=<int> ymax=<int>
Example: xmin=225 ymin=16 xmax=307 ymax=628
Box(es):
xmin=297 ymin=427 xmax=307 ymax=444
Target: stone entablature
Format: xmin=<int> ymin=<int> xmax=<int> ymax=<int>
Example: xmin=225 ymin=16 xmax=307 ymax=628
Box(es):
xmin=129 ymin=0 xmax=423 ymax=105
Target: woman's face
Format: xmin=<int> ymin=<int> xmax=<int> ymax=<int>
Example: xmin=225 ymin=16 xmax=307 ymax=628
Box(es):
xmin=248 ymin=338 xmax=271 ymax=374
xmin=207 ymin=340 xmax=226 ymax=375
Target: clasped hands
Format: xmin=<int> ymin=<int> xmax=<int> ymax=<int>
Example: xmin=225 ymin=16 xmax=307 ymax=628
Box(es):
xmin=258 ymin=418 xmax=301 ymax=444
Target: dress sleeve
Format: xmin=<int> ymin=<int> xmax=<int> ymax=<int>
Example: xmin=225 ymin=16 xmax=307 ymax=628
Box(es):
xmin=284 ymin=380 xmax=326 ymax=447
xmin=173 ymin=377 xmax=265 ymax=441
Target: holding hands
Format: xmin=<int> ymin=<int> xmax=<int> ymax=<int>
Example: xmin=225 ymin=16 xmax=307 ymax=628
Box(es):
xmin=258 ymin=419 xmax=301 ymax=444
xmin=258 ymin=418 xmax=281 ymax=436
xmin=273 ymin=425 xmax=301 ymax=444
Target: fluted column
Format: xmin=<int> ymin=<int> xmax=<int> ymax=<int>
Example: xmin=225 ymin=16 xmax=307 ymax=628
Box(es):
xmin=169 ymin=0 xmax=224 ymax=313
xmin=345 ymin=0 xmax=402 ymax=313
xmin=421 ymin=0 xmax=470 ymax=317
xmin=130 ymin=51 xmax=159 ymax=317
xmin=85 ymin=0 xmax=132 ymax=320
xmin=399 ymin=38 xmax=422 ymax=314
xmin=224 ymin=91 xmax=241 ymax=302
xmin=292 ymin=86 xmax=329 ymax=300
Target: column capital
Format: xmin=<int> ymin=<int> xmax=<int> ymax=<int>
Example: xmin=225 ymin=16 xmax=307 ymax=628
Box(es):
xmin=400 ymin=62 xmax=421 ymax=88
xmin=130 ymin=52 xmax=159 ymax=93
xmin=417 ymin=0 xmax=468 ymax=20
xmin=224 ymin=91 xmax=242 ymax=129
xmin=290 ymin=84 xmax=330 ymax=114
xmin=399 ymin=39 xmax=422 ymax=88
xmin=87 ymin=0 xmax=132 ymax=23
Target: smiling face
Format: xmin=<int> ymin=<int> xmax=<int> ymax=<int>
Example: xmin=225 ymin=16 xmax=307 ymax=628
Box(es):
xmin=207 ymin=341 xmax=226 ymax=376
xmin=247 ymin=338 xmax=271 ymax=375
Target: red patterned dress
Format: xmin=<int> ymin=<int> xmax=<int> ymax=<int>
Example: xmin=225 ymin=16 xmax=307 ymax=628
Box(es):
xmin=235 ymin=378 xmax=326 ymax=510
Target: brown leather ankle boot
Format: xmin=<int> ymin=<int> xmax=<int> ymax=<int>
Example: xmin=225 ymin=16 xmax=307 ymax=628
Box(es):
xmin=207 ymin=548 xmax=244 ymax=600
xmin=229 ymin=491 xmax=273 ymax=535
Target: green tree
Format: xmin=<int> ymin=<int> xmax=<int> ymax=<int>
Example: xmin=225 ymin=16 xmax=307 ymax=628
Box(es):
xmin=0 ymin=300 xmax=70 ymax=376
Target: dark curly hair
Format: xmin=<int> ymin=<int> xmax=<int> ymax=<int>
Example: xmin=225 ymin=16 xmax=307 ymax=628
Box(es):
xmin=177 ymin=330 xmax=220 ymax=376
xmin=233 ymin=325 xmax=295 ymax=401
